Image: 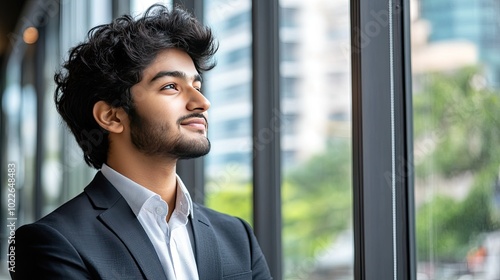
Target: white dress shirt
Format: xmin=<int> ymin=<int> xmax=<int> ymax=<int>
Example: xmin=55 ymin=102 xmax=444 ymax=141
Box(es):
xmin=101 ymin=164 xmax=199 ymax=280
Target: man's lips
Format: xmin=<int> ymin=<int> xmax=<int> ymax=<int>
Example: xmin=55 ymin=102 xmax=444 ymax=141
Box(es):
xmin=180 ymin=117 xmax=207 ymax=130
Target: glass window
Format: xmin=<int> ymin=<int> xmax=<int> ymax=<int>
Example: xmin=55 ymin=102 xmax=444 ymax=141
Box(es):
xmin=224 ymin=12 xmax=250 ymax=32
xmin=19 ymin=82 xmax=38 ymax=223
xmin=281 ymin=42 xmax=298 ymax=62
xmin=411 ymin=0 xmax=500 ymax=279
xmin=225 ymin=46 xmax=251 ymax=66
xmin=281 ymin=77 xmax=299 ymax=99
xmin=41 ymin=10 xmax=63 ymax=216
xmin=215 ymin=83 xmax=250 ymax=105
xmin=280 ymin=0 xmax=353 ymax=279
xmin=203 ymin=0 xmax=253 ymax=223
xmin=57 ymin=0 xmax=114 ymax=207
xmin=281 ymin=7 xmax=299 ymax=28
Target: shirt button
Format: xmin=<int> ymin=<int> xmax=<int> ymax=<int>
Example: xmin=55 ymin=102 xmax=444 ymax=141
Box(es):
xmin=155 ymin=207 xmax=165 ymax=216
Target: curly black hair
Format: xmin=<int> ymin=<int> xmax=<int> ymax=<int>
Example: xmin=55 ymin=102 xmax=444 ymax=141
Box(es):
xmin=54 ymin=4 xmax=218 ymax=169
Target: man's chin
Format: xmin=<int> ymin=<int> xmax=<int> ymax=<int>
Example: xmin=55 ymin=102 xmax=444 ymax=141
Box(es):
xmin=176 ymin=147 xmax=210 ymax=159
xmin=174 ymin=139 xmax=211 ymax=160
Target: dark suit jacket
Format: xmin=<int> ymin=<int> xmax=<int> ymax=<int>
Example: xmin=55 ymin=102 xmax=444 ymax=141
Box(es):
xmin=10 ymin=172 xmax=272 ymax=280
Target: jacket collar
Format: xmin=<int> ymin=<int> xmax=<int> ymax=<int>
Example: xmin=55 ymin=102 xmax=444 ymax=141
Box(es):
xmin=191 ymin=204 xmax=223 ymax=280
xmin=84 ymin=172 xmax=167 ymax=280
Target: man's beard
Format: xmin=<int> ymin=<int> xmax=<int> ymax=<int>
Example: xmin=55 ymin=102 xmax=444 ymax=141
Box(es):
xmin=129 ymin=109 xmax=210 ymax=159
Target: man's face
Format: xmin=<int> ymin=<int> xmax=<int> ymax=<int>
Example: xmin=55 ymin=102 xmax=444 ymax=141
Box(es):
xmin=128 ymin=48 xmax=211 ymax=159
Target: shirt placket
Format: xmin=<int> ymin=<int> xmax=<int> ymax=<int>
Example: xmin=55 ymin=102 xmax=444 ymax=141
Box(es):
xmin=152 ymin=201 xmax=177 ymax=279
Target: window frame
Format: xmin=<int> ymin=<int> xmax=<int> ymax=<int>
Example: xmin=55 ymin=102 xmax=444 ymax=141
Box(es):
xmin=1 ymin=0 xmax=418 ymax=278
xmin=350 ymin=0 xmax=415 ymax=279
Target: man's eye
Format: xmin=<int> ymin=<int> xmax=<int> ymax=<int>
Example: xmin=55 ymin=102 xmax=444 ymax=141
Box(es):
xmin=162 ymin=84 xmax=176 ymax=90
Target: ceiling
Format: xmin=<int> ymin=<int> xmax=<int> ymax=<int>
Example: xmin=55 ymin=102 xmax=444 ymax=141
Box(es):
xmin=0 ymin=0 xmax=28 ymax=63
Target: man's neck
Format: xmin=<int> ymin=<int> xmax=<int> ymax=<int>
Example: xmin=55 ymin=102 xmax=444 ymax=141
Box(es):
xmin=106 ymin=152 xmax=178 ymax=220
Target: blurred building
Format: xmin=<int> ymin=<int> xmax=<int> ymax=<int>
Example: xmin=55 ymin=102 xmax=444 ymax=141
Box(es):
xmin=418 ymin=0 xmax=500 ymax=87
xmin=205 ymin=0 xmax=351 ymax=176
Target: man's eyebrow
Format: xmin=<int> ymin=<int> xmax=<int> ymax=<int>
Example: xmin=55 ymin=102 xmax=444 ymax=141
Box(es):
xmin=149 ymin=71 xmax=202 ymax=83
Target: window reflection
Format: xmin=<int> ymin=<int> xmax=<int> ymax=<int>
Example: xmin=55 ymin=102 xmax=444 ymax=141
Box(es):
xmin=412 ymin=0 xmax=500 ymax=279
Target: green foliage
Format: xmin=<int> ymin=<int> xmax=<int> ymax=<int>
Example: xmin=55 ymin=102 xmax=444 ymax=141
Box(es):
xmin=414 ymin=66 xmax=500 ymax=178
xmin=416 ymin=176 xmax=496 ymax=261
xmin=413 ymin=66 xmax=500 ymax=261
xmin=283 ymin=139 xmax=352 ymax=274
xmin=416 ymin=195 xmax=462 ymax=260
xmin=205 ymin=177 xmax=252 ymax=224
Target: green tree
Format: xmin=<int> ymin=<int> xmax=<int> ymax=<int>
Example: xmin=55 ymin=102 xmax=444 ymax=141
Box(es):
xmin=283 ymin=139 xmax=352 ymax=276
xmin=413 ymin=66 xmax=500 ymax=261
xmin=206 ymin=171 xmax=252 ymax=224
xmin=416 ymin=174 xmax=498 ymax=261
xmin=414 ymin=67 xmax=500 ymax=177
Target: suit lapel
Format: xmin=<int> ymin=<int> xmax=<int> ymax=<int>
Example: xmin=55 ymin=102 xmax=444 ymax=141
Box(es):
xmin=191 ymin=205 xmax=223 ymax=280
xmin=85 ymin=173 xmax=167 ymax=280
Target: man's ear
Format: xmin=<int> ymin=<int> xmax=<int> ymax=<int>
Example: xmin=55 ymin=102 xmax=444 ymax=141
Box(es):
xmin=93 ymin=101 xmax=126 ymax=133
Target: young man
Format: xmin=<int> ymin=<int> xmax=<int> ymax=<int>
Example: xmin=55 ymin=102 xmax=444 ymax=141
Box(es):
xmin=11 ymin=5 xmax=272 ymax=280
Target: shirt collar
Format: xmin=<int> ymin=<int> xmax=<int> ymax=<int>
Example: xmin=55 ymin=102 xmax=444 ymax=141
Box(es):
xmin=100 ymin=163 xmax=194 ymax=218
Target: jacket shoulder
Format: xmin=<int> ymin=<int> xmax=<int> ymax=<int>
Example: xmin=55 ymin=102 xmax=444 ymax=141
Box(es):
xmin=27 ymin=171 xmax=117 ymax=231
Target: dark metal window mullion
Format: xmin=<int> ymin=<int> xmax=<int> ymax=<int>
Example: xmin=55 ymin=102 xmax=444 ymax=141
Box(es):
xmin=252 ymin=0 xmax=282 ymax=279
xmin=351 ymin=0 xmax=415 ymax=279
xmin=395 ymin=0 xmax=417 ymax=278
